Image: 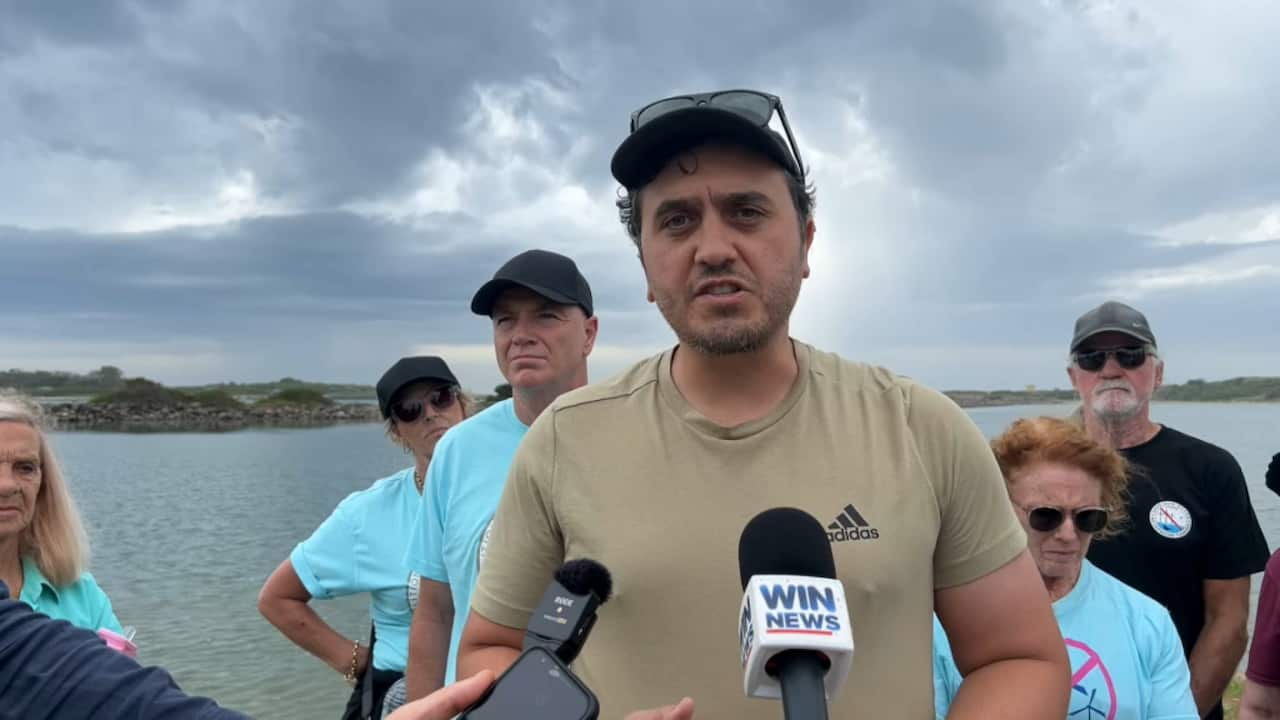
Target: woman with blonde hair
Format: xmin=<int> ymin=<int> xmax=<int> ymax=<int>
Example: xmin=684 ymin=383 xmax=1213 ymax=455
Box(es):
xmin=0 ymin=389 xmax=123 ymax=632
xmin=933 ymin=416 xmax=1196 ymax=719
xmin=258 ymin=356 xmax=470 ymax=720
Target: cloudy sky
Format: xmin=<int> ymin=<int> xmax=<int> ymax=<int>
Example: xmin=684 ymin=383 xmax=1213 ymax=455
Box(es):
xmin=2 ymin=0 xmax=1277 ymax=395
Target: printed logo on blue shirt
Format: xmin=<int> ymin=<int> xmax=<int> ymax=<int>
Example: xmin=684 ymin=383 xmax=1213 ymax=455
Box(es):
xmin=1066 ymin=638 xmax=1116 ymax=720
xmin=477 ymin=521 xmax=492 ymax=570
xmin=406 ymin=571 xmax=420 ymax=612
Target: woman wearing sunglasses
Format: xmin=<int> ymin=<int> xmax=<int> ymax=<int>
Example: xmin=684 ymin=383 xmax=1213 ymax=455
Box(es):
xmin=932 ymin=417 xmax=1197 ymax=719
xmin=258 ymin=356 xmax=469 ymax=720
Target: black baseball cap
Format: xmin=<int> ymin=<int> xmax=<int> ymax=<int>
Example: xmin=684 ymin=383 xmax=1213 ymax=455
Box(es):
xmin=470 ymin=249 xmax=593 ymax=317
xmin=1070 ymin=301 xmax=1158 ymax=352
xmin=610 ymin=91 xmax=802 ymax=190
xmin=376 ymin=356 xmax=458 ymax=419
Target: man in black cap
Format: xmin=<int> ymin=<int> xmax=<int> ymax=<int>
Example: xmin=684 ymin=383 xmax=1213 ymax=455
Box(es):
xmin=459 ymin=90 xmax=1071 ymax=719
xmin=400 ymin=248 xmax=598 ymax=705
xmin=1068 ymin=300 xmax=1269 ymax=720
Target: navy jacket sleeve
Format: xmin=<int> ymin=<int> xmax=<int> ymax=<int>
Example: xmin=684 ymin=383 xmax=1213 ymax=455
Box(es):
xmin=0 ymin=581 xmax=252 ymax=720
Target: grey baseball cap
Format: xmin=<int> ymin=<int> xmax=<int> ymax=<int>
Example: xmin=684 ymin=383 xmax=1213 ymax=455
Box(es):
xmin=1070 ymin=301 xmax=1157 ymax=352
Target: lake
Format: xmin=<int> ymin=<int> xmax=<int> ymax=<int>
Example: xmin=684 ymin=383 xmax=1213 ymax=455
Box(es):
xmin=48 ymin=402 xmax=1280 ymax=718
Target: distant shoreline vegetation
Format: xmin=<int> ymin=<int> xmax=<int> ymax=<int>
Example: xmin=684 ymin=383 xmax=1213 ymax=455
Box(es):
xmin=2 ymin=367 xmax=1277 ymax=432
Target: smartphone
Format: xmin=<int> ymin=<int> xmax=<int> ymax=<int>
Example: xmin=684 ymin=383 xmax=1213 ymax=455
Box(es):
xmin=458 ymin=646 xmax=599 ymax=720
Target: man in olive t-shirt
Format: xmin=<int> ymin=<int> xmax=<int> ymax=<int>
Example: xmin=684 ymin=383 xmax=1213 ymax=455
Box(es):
xmin=457 ymin=89 xmax=1070 ymax=719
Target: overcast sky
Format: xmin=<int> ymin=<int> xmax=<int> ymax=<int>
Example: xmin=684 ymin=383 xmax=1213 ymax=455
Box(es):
xmin=2 ymin=0 xmax=1277 ymax=394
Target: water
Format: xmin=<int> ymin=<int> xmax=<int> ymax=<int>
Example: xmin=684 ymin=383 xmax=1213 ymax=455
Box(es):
xmin=45 ymin=402 xmax=1280 ymax=718
xmin=50 ymin=423 xmax=409 ymax=719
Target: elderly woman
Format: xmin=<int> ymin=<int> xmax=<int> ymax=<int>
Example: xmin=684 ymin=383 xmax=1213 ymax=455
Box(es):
xmin=933 ymin=417 xmax=1196 ymax=719
xmin=258 ymin=356 xmax=469 ymax=720
xmin=0 ymin=390 xmax=123 ymax=633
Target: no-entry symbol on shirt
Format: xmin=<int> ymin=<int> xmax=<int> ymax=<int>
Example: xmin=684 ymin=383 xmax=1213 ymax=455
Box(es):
xmin=1149 ymin=500 xmax=1193 ymax=539
xmin=1065 ymin=638 xmax=1117 ymax=720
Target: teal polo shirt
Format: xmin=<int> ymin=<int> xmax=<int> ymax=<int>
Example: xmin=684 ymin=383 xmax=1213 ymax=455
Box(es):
xmin=19 ymin=555 xmax=123 ymax=633
xmin=291 ymin=467 xmax=423 ymax=672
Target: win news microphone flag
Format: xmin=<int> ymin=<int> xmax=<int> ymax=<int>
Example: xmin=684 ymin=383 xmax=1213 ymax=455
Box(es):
xmin=738 ymin=508 xmax=854 ymax=720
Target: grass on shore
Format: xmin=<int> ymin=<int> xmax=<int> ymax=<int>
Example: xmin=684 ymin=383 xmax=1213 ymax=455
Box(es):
xmin=1225 ymin=672 xmax=1244 ymax=719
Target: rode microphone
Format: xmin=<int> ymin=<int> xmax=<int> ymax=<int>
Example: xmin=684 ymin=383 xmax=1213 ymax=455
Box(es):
xmin=738 ymin=508 xmax=854 ymax=720
xmin=460 ymin=559 xmax=612 ymax=720
xmin=523 ymin=558 xmax=613 ymax=664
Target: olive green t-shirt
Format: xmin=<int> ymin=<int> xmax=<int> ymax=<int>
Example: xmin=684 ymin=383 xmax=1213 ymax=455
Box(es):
xmin=471 ymin=341 xmax=1024 ymax=719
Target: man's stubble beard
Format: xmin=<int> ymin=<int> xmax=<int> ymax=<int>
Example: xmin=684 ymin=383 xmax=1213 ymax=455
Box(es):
xmin=654 ymin=260 xmax=804 ymax=357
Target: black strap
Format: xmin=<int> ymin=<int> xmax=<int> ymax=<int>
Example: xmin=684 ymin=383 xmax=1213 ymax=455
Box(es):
xmin=360 ymin=623 xmax=377 ymax=719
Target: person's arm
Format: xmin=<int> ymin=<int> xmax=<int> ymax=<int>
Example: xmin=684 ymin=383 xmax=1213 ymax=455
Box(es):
xmin=1241 ymin=680 xmax=1280 ymax=720
xmin=908 ymin=384 xmax=1071 ymax=717
xmin=404 ymin=577 xmax=454 ymax=701
xmin=1187 ymin=577 xmax=1251 ymax=715
xmin=457 ymin=609 xmax=525 ymax=679
xmin=386 ymin=669 xmax=694 ymax=720
xmin=1193 ymin=449 xmax=1271 ymax=716
xmin=256 ymin=559 xmax=368 ymax=677
xmin=403 ymin=444 xmax=457 ymax=701
xmin=0 ymin=592 xmax=252 ymax=719
xmin=1244 ymin=553 xmax=1280 ymax=720
xmin=935 ymin=550 xmax=1071 ymax=719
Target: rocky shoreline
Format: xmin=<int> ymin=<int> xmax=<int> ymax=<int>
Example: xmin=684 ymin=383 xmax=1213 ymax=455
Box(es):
xmin=45 ymin=401 xmax=382 ymax=432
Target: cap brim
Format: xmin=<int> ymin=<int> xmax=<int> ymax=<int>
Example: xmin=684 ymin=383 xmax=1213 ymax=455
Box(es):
xmin=470 ymin=278 xmax=579 ymax=316
xmin=610 ymin=107 xmax=797 ymax=189
xmin=1071 ymin=326 xmax=1156 ymax=351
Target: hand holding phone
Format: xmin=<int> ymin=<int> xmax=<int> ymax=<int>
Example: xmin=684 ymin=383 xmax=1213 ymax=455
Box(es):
xmin=457 ymin=646 xmax=597 ymax=720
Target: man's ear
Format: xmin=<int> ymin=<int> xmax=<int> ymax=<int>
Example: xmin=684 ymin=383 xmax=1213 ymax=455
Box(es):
xmin=801 ymin=218 xmax=815 ymax=279
xmin=582 ymin=314 xmax=599 ymax=356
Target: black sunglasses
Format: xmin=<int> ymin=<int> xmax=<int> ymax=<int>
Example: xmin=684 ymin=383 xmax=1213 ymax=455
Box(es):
xmin=1072 ymin=346 xmax=1150 ymax=372
xmin=1024 ymin=506 xmax=1110 ymax=534
xmin=391 ymin=386 xmax=458 ymax=424
xmin=629 ymin=89 xmax=805 ymax=182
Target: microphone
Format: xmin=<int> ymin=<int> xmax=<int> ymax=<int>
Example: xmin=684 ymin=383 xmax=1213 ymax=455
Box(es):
xmin=460 ymin=559 xmax=612 ymax=720
xmin=523 ymin=558 xmax=613 ymax=665
xmin=738 ymin=508 xmax=854 ymax=720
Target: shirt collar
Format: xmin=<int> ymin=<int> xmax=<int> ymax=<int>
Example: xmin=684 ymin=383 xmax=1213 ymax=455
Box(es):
xmin=20 ymin=554 xmax=59 ymax=606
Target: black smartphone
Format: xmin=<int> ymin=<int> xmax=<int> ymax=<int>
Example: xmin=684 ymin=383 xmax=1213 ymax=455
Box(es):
xmin=458 ymin=646 xmax=599 ymax=720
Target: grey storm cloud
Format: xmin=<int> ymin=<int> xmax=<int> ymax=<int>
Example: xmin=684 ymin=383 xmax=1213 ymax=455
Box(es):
xmin=0 ymin=212 xmax=645 ymax=338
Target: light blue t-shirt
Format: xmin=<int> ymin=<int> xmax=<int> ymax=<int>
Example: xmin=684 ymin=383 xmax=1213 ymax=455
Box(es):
xmin=291 ymin=467 xmax=422 ymax=672
xmin=404 ymin=399 xmax=527 ymax=685
xmin=19 ymin=554 xmax=123 ymax=633
xmin=932 ymin=560 xmax=1196 ymax=720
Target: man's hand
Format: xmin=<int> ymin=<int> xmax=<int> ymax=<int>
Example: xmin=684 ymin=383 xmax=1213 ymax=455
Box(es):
xmin=386 ymin=669 xmax=495 ymax=720
xmin=386 ymin=670 xmax=696 ymax=720
xmin=624 ymin=697 xmax=695 ymax=720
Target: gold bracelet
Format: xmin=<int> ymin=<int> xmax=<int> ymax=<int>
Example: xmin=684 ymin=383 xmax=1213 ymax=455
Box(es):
xmin=343 ymin=641 xmax=361 ymax=687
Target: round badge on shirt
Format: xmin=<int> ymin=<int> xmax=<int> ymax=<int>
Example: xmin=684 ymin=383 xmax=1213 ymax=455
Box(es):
xmin=1149 ymin=501 xmax=1192 ymax=539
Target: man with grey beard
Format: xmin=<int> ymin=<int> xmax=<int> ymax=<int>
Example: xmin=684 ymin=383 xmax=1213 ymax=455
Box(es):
xmin=1067 ymin=300 xmax=1269 ymax=720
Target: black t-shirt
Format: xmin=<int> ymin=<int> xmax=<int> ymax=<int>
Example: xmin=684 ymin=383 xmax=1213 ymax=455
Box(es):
xmin=1087 ymin=425 xmax=1270 ymax=720
xmin=0 ymin=581 xmax=250 ymax=720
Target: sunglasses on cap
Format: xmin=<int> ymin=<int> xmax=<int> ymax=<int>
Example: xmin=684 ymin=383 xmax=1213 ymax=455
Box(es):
xmin=391 ymin=386 xmax=458 ymax=424
xmin=1022 ymin=505 xmax=1110 ymax=534
xmin=1072 ymin=346 xmax=1150 ymax=372
xmin=629 ymin=89 xmax=805 ymax=182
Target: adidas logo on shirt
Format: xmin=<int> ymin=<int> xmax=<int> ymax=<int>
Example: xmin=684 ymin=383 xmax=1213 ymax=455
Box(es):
xmin=827 ymin=503 xmax=880 ymax=542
